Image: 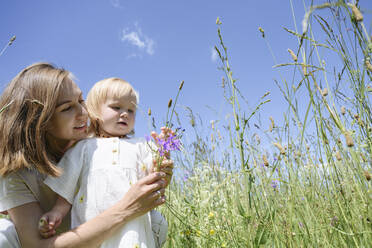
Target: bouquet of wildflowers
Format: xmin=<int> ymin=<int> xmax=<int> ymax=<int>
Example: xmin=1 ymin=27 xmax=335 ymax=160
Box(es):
xmin=146 ymin=81 xmax=184 ymax=172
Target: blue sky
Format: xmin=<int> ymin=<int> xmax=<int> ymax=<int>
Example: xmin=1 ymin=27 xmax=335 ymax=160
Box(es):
xmin=1 ymin=0 xmax=371 ymax=140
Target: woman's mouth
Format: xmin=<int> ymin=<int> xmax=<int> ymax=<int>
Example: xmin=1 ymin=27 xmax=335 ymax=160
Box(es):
xmin=74 ymin=124 xmax=86 ymax=131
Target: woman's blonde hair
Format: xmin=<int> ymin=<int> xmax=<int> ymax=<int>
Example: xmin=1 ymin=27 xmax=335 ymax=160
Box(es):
xmin=86 ymin=77 xmax=139 ymax=136
xmin=0 ymin=62 xmax=73 ymax=177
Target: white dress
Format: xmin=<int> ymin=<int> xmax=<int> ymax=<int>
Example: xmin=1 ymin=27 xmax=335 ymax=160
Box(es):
xmin=45 ymin=137 xmax=157 ymax=248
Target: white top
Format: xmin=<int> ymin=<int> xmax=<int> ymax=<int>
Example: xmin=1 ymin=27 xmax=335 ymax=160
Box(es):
xmin=0 ymin=168 xmax=71 ymax=233
xmin=45 ymin=137 xmax=156 ymax=248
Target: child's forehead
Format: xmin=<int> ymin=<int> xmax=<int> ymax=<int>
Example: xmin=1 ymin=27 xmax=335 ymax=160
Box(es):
xmin=105 ymin=94 xmax=137 ymax=105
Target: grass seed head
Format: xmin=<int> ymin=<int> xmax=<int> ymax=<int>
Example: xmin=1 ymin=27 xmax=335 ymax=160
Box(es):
xmin=364 ymin=170 xmax=371 ymax=181
xmin=287 ymin=48 xmax=298 ymax=62
xmin=341 ymin=106 xmax=346 ymax=115
xmin=179 ymin=80 xmax=184 ymax=90
xmin=8 ymin=35 xmax=16 ymax=46
xmin=321 ymin=88 xmax=328 ymax=97
xmin=255 ymin=134 xmax=261 ymax=145
xmin=302 ymin=64 xmax=308 ymax=76
xmin=258 ymin=27 xmax=265 ymax=38
xmin=344 ymin=132 xmax=354 ymax=147
xmin=216 ymin=17 xmax=221 ymax=25
xmin=148 ymin=108 xmax=151 ymax=116
xmin=274 ymin=142 xmax=286 ymax=155
xmin=269 ymin=116 xmax=275 ymax=132
xmin=167 ymin=99 xmax=172 ymax=108
xmin=351 ymin=5 xmax=363 ymax=22
xmin=360 ymin=153 xmax=366 ymax=162
xmin=366 ymin=60 xmax=372 ymax=72
xmin=335 ymin=151 xmax=341 ymax=161
xmin=262 ymin=154 xmax=269 ymax=167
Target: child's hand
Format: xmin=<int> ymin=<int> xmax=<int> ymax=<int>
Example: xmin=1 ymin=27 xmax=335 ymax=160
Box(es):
xmin=38 ymin=211 xmax=63 ymax=238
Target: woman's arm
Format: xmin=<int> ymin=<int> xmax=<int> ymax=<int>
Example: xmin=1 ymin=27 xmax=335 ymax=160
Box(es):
xmin=8 ymin=172 xmax=166 ymax=248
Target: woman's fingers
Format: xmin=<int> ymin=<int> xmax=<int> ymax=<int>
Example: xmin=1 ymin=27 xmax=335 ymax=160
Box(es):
xmin=153 ymin=158 xmax=174 ymax=169
xmin=150 ymin=188 xmax=166 ymax=200
xmin=138 ymin=172 xmax=166 ymax=186
xmin=161 ymin=159 xmax=174 ymax=169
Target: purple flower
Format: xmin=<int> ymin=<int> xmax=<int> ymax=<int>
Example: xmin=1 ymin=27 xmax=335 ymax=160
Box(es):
xmin=145 ymin=135 xmax=151 ymax=142
xmin=156 ymin=133 xmax=181 ymax=156
xmin=183 ymin=173 xmax=189 ymax=182
xmin=271 ymin=180 xmax=278 ymax=189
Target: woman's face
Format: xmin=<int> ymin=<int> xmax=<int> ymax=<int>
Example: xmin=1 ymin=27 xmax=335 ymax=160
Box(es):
xmin=47 ymin=79 xmax=88 ymax=146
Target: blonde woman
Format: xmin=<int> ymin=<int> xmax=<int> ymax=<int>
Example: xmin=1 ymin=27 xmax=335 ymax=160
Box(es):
xmin=0 ymin=63 xmax=172 ymax=248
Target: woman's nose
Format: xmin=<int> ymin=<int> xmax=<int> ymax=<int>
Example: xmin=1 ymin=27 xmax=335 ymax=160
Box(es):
xmin=77 ymin=104 xmax=88 ymax=119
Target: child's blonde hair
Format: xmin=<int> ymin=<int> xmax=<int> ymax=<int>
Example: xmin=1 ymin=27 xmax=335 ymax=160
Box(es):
xmin=86 ymin=77 xmax=139 ymax=136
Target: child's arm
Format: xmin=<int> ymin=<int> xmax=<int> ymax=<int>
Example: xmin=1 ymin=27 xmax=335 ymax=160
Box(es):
xmin=38 ymin=196 xmax=72 ymax=238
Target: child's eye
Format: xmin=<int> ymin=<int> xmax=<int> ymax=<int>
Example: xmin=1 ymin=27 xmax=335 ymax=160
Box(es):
xmin=111 ymin=106 xmax=120 ymax=110
xmin=128 ymin=109 xmax=134 ymax=113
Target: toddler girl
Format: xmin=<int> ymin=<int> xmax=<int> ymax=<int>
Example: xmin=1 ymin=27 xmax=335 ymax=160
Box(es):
xmin=39 ymin=78 xmax=170 ymax=248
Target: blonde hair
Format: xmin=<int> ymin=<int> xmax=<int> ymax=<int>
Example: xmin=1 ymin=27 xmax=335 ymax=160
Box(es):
xmin=0 ymin=62 xmax=73 ymax=176
xmin=86 ymin=77 xmax=139 ymax=136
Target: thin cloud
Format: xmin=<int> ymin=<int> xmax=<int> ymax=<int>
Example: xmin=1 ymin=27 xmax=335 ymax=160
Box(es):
xmin=120 ymin=24 xmax=155 ymax=56
xmin=211 ymin=47 xmax=218 ymax=63
xmin=110 ymin=0 xmax=122 ymax=8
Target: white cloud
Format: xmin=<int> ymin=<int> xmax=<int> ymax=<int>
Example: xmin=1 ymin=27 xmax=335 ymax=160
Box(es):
xmin=110 ymin=0 xmax=122 ymax=8
xmin=211 ymin=47 xmax=218 ymax=63
xmin=122 ymin=32 xmax=145 ymax=48
xmin=120 ymin=24 xmax=155 ymax=56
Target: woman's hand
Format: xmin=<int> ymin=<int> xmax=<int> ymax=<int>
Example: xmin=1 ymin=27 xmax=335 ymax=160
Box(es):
xmin=152 ymin=158 xmax=173 ymax=187
xmin=119 ymin=172 xmax=167 ymax=221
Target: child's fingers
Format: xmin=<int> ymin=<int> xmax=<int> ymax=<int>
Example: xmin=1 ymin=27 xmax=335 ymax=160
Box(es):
xmin=38 ymin=216 xmax=49 ymax=230
xmin=40 ymin=229 xmax=56 ymax=239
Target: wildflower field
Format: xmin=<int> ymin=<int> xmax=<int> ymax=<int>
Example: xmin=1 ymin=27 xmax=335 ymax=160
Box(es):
xmin=162 ymin=2 xmax=371 ymax=247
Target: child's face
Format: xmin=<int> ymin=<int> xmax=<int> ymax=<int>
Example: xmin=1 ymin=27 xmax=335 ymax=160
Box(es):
xmin=98 ymin=94 xmax=136 ymax=137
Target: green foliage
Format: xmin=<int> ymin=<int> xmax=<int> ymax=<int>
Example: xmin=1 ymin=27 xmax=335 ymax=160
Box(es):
xmin=162 ymin=1 xmax=371 ymax=247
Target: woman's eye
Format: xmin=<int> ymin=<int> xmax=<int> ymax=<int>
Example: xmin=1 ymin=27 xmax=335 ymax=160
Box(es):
xmin=79 ymin=99 xmax=85 ymax=104
xmin=61 ymin=106 xmax=72 ymax=112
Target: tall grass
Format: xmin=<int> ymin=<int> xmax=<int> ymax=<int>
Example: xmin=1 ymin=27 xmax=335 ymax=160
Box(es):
xmin=163 ymin=1 xmax=371 ymax=247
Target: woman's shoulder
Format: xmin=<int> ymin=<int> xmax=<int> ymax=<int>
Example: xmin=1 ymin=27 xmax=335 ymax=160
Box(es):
xmin=66 ymin=138 xmax=98 ymax=152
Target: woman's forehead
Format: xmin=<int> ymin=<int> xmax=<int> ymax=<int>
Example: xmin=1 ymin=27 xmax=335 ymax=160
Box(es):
xmin=57 ymin=80 xmax=82 ymax=105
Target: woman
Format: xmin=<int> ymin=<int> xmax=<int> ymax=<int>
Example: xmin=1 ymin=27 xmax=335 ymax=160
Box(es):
xmin=0 ymin=63 xmax=173 ymax=248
